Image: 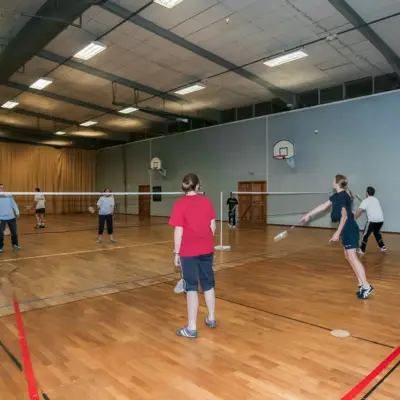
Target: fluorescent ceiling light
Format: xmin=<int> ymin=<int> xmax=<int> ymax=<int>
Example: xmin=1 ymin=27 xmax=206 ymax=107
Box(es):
xmin=263 ymin=50 xmax=308 ymax=67
xmin=1 ymin=101 xmax=19 ymax=109
xmin=118 ymin=107 xmax=139 ymax=114
xmin=154 ymin=0 xmax=185 ymax=8
xmin=30 ymin=78 xmax=53 ymax=90
xmin=80 ymin=121 xmax=97 ymax=127
xmin=55 ymin=131 xmax=66 ymax=135
xmin=175 ymin=83 xmax=205 ymax=96
xmin=73 ymin=41 xmax=107 ymax=61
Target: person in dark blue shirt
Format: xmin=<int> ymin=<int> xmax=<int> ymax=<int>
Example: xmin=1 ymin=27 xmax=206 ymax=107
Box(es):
xmin=301 ymin=174 xmax=373 ymax=299
xmin=226 ymin=193 xmax=239 ymax=228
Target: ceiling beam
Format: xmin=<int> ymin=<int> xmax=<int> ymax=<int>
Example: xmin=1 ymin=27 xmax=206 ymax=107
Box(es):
xmin=38 ymin=50 xmax=188 ymax=103
xmin=101 ymin=1 xmax=295 ymax=105
xmin=328 ymin=0 xmax=400 ymax=79
xmin=0 ymin=108 xmax=135 ymax=142
xmin=38 ymin=50 xmax=221 ymax=122
xmin=4 ymin=81 xmax=159 ymax=123
xmin=0 ymin=0 xmax=106 ymax=83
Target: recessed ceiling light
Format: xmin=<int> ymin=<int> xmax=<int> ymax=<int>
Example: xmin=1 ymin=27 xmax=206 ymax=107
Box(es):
xmin=118 ymin=107 xmax=139 ymax=114
xmin=80 ymin=121 xmax=98 ymax=127
xmin=1 ymin=101 xmax=19 ymax=109
xmin=30 ymin=78 xmax=53 ymax=90
xmin=55 ymin=131 xmax=66 ymax=135
xmin=73 ymin=41 xmax=107 ymax=61
xmin=263 ymin=50 xmax=308 ymax=67
xmin=174 ymin=83 xmax=205 ymax=96
xmin=154 ymin=0 xmax=185 ymax=8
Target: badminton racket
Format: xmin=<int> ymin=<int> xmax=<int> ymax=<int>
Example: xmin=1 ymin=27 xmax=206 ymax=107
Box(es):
xmin=355 ymin=193 xmax=362 ymax=202
xmin=173 ymin=256 xmax=185 ymax=294
xmin=273 ymin=225 xmax=296 ymax=242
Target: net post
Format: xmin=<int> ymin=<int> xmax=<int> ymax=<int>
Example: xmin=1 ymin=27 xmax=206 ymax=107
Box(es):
xmin=215 ymin=191 xmax=231 ymax=251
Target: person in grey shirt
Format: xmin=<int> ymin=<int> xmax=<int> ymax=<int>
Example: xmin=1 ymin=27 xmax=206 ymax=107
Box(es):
xmin=0 ymin=183 xmax=21 ymax=253
xmin=96 ymin=188 xmax=116 ymax=243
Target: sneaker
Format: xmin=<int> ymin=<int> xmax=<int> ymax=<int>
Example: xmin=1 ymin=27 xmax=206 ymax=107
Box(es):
xmin=176 ymin=326 xmax=197 ymax=338
xmin=205 ymin=317 xmax=217 ymax=329
xmin=357 ymin=286 xmax=374 ymax=299
xmin=35 ymin=225 xmax=41 ymax=229
xmin=40 ymin=225 xmax=45 ymax=229
xmin=0 ymin=248 xmax=3 ymax=253
xmin=97 ymin=238 xmax=102 ymax=243
xmin=380 ymin=247 xmax=387 ymax=252
xmin=357 ymin=249 xmax=365 ymax=255
xmin=13 ymin=245 xmax=21 ymax=250
xmin=356 ymin=285 xmax=363 ymax=296
xmin=228 ymin=225 xmax=232 ymax=229
xmin=109 ymin=238 xmax=116 ymax=243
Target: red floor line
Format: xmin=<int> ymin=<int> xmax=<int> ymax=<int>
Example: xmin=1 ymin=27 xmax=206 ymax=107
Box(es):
xmin=341 ymin=347 xmax=400 ymax=400
xmin=13 ymin=295 xmax=40 ymax=400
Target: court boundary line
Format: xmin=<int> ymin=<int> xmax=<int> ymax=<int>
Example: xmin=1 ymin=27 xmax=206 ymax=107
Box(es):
xmin=361 ymin=360 xmax=400 ymax=399
xmin=196 ymin=292 xmax=395 ymax=350
xmin=341 ymin=347 xmax=400 ymax=399
xmin=0 ymin=239 xmax=173 ymax=263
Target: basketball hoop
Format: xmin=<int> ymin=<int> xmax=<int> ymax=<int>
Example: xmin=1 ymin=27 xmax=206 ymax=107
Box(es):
xmin=149 ymin=157 xmax=167 ymax=177
xmin=273 ymin=140 xmax=296 ymax=169
xmin=273 ymin=155 xmax=286 ymax=160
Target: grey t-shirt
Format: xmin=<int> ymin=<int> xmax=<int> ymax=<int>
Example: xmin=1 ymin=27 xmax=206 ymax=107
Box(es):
xmin=97 ymin=196 xmax=115 ymax=215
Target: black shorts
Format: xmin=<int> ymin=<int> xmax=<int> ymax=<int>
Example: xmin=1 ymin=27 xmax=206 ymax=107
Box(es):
xmin=36 ymin=208 xmax=45 ymax=214
xmin=342 ymin=220 xmax=360 ymax=250
xmin=179 ymin=253 xmax=215 ymax=292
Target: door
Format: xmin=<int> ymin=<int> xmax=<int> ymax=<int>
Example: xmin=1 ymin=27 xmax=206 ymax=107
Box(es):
xmin=138 ymin=185 xmax=151 ymax=217
xmin=238 ymin=181 xmax=267 ymax=223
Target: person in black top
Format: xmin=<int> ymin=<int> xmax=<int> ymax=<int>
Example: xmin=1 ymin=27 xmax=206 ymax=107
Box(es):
xmin=226 ymin=193 xmax=238 ymax=228
xmin=301 ymin=174 xmax=374 ymax=299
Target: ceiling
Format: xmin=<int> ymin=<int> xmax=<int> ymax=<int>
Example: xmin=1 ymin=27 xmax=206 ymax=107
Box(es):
xmin=0 ymin=0 xmax=399 ymax=149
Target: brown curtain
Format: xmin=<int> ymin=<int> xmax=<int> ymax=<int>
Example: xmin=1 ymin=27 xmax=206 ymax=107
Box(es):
xmin=0 ymin=142 xmax=96 ymax=214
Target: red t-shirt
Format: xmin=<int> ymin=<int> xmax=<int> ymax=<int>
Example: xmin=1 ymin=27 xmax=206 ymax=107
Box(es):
xmin=169 ymin=194 xmax=216 ymax=257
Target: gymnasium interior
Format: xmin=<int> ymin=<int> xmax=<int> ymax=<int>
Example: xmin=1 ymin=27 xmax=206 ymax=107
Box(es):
xmin=0 ymin=1 xmax=399 ymax=399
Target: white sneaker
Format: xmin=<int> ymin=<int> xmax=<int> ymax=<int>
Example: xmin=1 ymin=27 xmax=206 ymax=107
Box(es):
xmin=380 ymin=247 xmax=387 ymax=252
xmin=357 ymin=249 xmax=364 ymax=255
xmin=228 ymin=225 xmax=232 ymax=229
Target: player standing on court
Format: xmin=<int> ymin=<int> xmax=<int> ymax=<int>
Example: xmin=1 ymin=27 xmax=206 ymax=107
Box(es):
xmin=0 ymin=183 xmax=21 ymax=253
xmin=96 ymin=188 xmax=116 ymax=243
xmin=355 ymin=186 xmax=386 ymax=254
xmin=170 ymin=173 xmax=217 ymax=338
xmin=227 ymin=192 xmax=238 ymax=228
xmin=34 ymin=188 xmax=46 ymax=228
xmin=301 ymin=175 xmax=374 ymax=299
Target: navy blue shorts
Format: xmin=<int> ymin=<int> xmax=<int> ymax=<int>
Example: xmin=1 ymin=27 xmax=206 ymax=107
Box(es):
xmin=179 ymin=253 xmax=215 ymax=292
xmin=342 ymin=221 xmax=360 ymax=250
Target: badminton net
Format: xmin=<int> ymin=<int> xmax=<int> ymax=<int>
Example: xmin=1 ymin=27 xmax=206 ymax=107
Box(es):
xmin=231 ymin=191 xmax=330 ymax=226
xmin=2 ymin=191 xmax=190 ymax=234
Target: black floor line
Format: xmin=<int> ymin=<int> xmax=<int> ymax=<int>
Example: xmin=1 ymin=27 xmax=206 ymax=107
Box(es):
xmin=361 ymin=360 xmax=400 ymax=399
xmin=0 ymin=340 xmax=22 ymax=370
xmin=213 ymin=294 xmax=395 ymax=350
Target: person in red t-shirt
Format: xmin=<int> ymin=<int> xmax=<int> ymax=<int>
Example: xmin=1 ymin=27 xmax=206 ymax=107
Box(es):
xmin=169 ymin=173 xmax=217 ymax=338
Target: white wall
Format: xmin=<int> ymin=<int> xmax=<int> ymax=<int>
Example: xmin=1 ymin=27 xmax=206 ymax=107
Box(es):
xmin=97 ymin=90 xmax=400 ymax=232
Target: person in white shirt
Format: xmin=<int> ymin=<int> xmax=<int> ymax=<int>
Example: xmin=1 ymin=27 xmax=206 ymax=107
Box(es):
xmin=355 ymin=186 xmax=386 ymax=254
xmin=96 ymin=188 xmax=116 ymax=243
xmin=34 ymin=188 xmax=46 ymax=229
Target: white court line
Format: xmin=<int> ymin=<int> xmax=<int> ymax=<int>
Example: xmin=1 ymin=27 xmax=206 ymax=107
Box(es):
xmin=0 ymin=239 xmax=173 ymax=263
xmin=0 ymin=226 xmax=281 ymax=263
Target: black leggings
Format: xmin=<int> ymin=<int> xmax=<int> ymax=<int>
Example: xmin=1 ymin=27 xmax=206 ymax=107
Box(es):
xmin=98 ymin=214 xmax=113 ymax=235
xmin=361 ymin=221 xmax=385 ymax=252
xmin=228 ymin=212 xmax=236 ymax=226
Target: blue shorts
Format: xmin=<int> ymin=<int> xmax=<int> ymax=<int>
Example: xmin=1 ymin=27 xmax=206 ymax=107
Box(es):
xmin=179 ymin=253 xmax=215 ymax=292
xmin=342 ymin=220 xmax=360 ymax=250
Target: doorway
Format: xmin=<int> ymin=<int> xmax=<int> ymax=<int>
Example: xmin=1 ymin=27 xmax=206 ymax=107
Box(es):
xmin=138 ymin=185 xmax=151 ymax=217
xmin=237 ymin=181 xmax=267 ymax=223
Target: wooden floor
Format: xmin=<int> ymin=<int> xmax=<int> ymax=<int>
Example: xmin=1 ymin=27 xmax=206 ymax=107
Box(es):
xmin=0 ymin=214 xmax=399 ymax=399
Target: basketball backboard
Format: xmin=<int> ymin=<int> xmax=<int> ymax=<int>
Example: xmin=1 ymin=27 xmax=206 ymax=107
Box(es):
xmin=273 ymin=140 xmax=295 ymax=159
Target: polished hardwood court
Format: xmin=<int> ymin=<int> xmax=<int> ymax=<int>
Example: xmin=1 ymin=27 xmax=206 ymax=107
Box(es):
xmin=0 ymin=214 xmax=399 ymax=399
